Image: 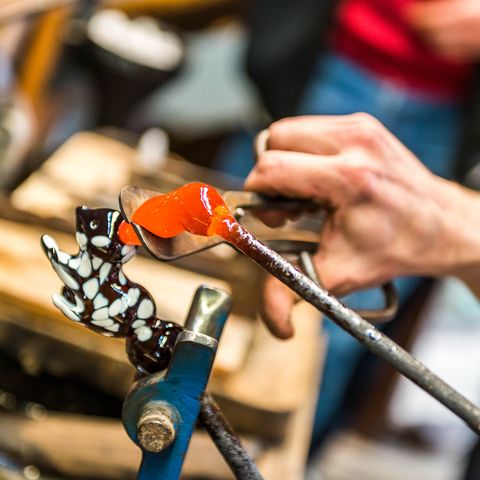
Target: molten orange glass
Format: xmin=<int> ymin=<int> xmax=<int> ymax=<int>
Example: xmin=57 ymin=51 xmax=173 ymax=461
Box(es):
xmin=119 ymin=182 xmax=236 ymax=245
xmin=118 ymin=220 xmax=142 ymax=246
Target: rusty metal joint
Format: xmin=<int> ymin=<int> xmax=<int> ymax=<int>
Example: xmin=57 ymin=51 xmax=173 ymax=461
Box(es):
xmin=137 ymin=401 xmax=179 ymax=453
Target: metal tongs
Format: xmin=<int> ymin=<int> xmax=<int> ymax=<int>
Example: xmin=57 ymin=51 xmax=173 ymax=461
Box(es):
xmin=120 ymin=186 xmax=480 ymax=435
xmin=120 ymin=186 xmax=398 ymax=322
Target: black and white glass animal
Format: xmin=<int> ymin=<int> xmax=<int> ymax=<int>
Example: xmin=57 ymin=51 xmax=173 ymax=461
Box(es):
xmin=41 ymin=206 xmax=182 ymax=374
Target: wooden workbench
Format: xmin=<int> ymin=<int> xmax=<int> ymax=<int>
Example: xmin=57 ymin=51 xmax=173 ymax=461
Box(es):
xmin=0 ymin=131 xmax=325 ymax=478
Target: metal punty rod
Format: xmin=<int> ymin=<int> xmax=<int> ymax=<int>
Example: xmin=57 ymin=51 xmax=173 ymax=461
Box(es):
xmin=200 ymin=393 xmax=263 ymax=480
xmin=227 ymin=223 xmax=480 ymax=435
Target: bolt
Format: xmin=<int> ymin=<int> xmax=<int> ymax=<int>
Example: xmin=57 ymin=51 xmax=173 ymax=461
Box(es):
xmin=137 ymin=402 xmax=177 ymax=453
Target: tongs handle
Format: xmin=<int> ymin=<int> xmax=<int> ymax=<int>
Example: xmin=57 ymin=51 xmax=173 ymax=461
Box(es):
xmin=224 ymin=191 xmax=320 ymax=215
xmin=266 ymin=241 xmax=398 ymax=322
xmin=242 ymin=194 xmax=318 ymax=211
xmin=298 ymin=251 xmax=398 ymax=323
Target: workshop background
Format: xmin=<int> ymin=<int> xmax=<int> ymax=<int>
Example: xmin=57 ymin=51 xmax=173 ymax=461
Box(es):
xmin=0 ymin=1 xmax=480 ymax=479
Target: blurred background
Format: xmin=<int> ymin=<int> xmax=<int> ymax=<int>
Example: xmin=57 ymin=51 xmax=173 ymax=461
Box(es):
xmin=1 ymin=1 xmax=480 ymax=479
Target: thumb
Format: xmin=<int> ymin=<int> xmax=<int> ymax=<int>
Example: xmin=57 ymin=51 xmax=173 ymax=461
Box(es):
xmin=260 ymin=275 xmax=296 ymax=339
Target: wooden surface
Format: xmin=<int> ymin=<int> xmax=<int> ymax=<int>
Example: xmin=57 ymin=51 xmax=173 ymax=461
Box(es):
xmin=1 ymin=130 xmax=325 ymax=467
xmin=211 ymin=303 xmax=323 ymax=440
xmin=0 ymin=411 xmax=238 ymax=479
xmin=0 ymin=215 xmax=321 ymax=437
xmin=0 ymin=305 xmax=322 ymax=479
xmin=0 ymin=217 xmax=251 ymax=386
xmin=253 ymin=302 xmax=323 ymax=478
xmin=105 ymin=0 xmax=235 ymax=14
xmin=9 ymin=132 xmax=259 ymax=316
xmin=0 ymin=220 xmax=323 ymax=437
xmin=11 ymin=132 xmax=134 ymax=220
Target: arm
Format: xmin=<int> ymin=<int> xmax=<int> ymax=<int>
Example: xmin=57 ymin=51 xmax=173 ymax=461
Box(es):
xmin=244 ymin=114 xmax=480 ymax=338
xmin=406 ymin=0 xmax=480 ymax=60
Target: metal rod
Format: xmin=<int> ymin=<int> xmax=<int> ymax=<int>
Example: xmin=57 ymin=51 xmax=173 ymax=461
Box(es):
xmin=200 ymin=392 xmax=264 ymax=480
xmin=298 ymin=250 xmax=321 ymax=285
xmin=225 ymin=223 xmax=480 ymax=434
xmin=298 ymin=250 xmax=398 ymax=323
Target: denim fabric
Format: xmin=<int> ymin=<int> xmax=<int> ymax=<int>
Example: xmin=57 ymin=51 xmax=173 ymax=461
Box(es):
xmin=300 ymin=53 xmax=465 ymax=448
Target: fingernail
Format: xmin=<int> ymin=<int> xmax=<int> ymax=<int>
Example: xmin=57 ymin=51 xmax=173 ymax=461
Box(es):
xmin=254 ymin=129 xmax=270 ymax=158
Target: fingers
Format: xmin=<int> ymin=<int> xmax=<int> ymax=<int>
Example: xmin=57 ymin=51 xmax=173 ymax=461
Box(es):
xmin=251 ymin=130 xmax=327 ymax=226
xmin=267 ymin=113 xmax=388 ymax=155
xmin=253 ymin=210 xmax=288 ymax=228
xmin=248 ymin=114 xmax=400 ymax=206
xmin=254 ymin=129 xmax=270 ymax=156
xmin=245 ymin=149 xmax=346 ymax=206
xmin=260 ymin=275 xmax=295 ymax=339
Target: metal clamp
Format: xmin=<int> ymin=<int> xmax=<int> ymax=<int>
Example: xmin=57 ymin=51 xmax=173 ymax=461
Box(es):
xmin=269 ymin=242 xmax=399 ymax=323
xmin=122 ymin=286 xmax=231 ymax=479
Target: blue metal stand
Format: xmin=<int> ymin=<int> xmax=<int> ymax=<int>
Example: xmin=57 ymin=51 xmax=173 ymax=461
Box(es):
xmin=122 ymin=286 xmax=231 ymax=479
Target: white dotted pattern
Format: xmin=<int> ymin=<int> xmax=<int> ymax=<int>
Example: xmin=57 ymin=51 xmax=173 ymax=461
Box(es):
xmin=135 ymin=325 xmax=153 ymax=342
xmin=92 ymin=307 xmax=109 ymax=320
xmin=83 ymin=277 xmax=99 ymax=300
xmin=93 ymin=293 xmax=109 ymax=309
xmin=137 ymin=298 xmax=154 ymax=319
xmin=91 ymin=235 xmax=111 ymax=248
xmin=45 ymin=223 xmax=164 ymax=344
xmin=108 ymin=298 xmax=123 ymax=317
xmin=92 ymin=256 xmax=103 ymax=270
xmin=52 ymin=261 xmax=79 ymax=290
xmin=76 ymin=232 xmax=87 ymax=249
xmin=127 ymin=287 xmax=140 ymax=306
xmin=99 ymin=263 xmax=112 ymax=285
xmin=78 ymin=253 xmax=92 ymax=278
xmin=52 ymin=294 xmax=80 ymax=322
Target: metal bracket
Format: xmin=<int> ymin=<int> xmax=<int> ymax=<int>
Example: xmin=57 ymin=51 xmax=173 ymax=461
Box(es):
xmin=122 ymin=285 xmax=231 ymax=479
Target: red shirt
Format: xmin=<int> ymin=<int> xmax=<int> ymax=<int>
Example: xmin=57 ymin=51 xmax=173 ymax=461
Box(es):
xmin=332 ymin=0 xmax=473 ymax=98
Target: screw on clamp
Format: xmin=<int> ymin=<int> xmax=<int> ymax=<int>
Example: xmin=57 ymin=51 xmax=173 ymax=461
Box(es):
xmin=122 ymin=285 xmax=232 ymax=480
xmin=137 ymin=401 xmax=178 ymax=453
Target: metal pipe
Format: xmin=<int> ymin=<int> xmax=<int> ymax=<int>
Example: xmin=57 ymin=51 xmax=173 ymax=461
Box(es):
xmin=184 ymin=286 xmax=232 ymax=340
xmin=298 ymin=250 xmax=321 ymax=285
xmin=226 ymin=223 xmax=480 ymax=434
xmin=200 ymin=392 xmax=264 ymax=480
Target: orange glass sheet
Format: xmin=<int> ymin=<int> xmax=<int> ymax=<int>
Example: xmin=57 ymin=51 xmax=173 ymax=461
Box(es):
xmin=119 ymin=182 xmax=237 ymax=245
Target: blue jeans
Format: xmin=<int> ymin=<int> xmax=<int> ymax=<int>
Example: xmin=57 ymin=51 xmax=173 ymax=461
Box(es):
xmin=299 ymin=53 xmax=465 ymax=448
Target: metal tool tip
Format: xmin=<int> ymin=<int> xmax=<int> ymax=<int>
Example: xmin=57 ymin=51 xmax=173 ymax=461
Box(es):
xmin=184 ymin=286 xmax=232 ymax=339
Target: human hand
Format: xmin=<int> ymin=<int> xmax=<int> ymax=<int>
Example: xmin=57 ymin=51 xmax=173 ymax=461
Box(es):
xmin=406 ymin=0 xmax=480 ymax=60
xmin=245 ymin=114 xmax=480 ymax=338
